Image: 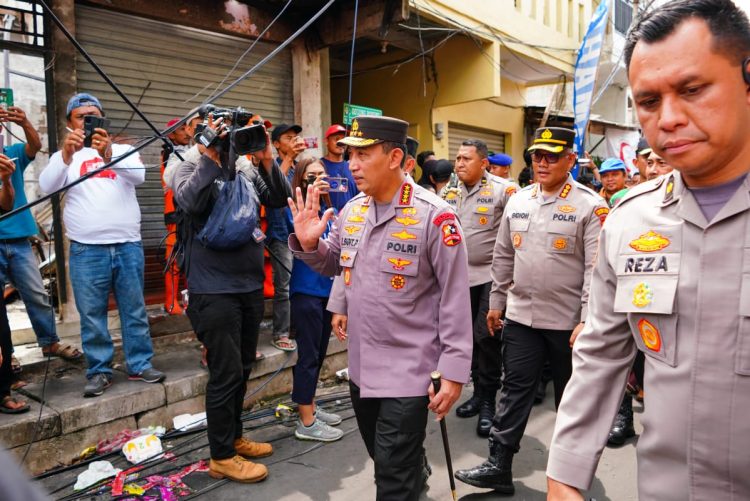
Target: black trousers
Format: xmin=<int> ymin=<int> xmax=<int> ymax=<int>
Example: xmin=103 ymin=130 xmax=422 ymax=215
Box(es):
xmin=350 ymin=381 xmax=429 ymax=501
xmin=468 ymin=282 xmax=502 ymax=394
xmin=290 ymin=293 xmax=332 ymax=405
xmin=0 ymin=296 xmax=11 ymax=398
xmin=187 ymin=291 xmax=263 ymax=459
xmin=490 ymin=319 xmax=572 ymax=451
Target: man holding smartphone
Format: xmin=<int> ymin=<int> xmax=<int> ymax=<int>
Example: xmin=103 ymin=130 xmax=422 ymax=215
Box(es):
xmin=39 ymin=93 xmax=164 ymax=397
xmin=321 ymin=124 xmax=358 ymax=211
xmin=0 ymin=104 xmax=81 ymax=368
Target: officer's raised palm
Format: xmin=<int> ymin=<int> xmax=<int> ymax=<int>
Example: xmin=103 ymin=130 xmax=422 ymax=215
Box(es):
xmin=288 ymin=185 xmax=335 ymax=252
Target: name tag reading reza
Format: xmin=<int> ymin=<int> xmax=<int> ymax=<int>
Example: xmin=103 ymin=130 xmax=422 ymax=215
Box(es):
xmin=624 ymin=256 xmax=669 ymax=273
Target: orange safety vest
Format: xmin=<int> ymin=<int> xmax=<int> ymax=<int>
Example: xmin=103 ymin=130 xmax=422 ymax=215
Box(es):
xmin=161 ymin=150 xmax=176 ymax=219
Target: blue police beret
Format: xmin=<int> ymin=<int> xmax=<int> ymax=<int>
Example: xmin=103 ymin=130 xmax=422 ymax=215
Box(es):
xmin=488 ymin=153 xmax=513 ymax=166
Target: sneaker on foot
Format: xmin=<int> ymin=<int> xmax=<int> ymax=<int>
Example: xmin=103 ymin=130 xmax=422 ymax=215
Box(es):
xmin=128 ymin=367 xmax=165 ymax=383
xmin=315 ymin=408 xmax=342 ymax=426
xmin=295 ymin=418 xmax=344 ymax=442
xmin=83 ymin=373 xmax=112 ymax=398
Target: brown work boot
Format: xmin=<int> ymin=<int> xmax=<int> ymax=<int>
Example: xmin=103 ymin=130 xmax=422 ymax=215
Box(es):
xmin=234 ymin=437 xmax=273 ymax=458
xmin=208 ymin=455 xmax=268 ymax=483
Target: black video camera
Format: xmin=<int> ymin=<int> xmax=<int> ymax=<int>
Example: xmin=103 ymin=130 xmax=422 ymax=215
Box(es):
xmin=83 ymin=115 xmax=111 ymax=148
xmin=194 ymin=105 xmax=267 ymax=155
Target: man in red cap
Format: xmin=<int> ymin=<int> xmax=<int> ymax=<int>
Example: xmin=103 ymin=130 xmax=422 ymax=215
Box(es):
xmin=160 ymin=118 xmax=193 ymax=314
xmin=321 ymin=124 xmax=358 ymax=210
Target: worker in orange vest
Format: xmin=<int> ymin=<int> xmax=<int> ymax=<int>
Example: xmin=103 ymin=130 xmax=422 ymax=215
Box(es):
xmin=160 ymin=118 xmax=193 ymax=315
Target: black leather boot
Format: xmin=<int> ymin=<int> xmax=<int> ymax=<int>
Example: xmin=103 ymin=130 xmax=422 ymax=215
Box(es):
xmin=476 ymin=391 xmax=496 ymax=437
xmin=456 ymin=388 xmax=482 ymax=418
xmin=607 ymin=395 xmax=635 ymax=446
xmin=454 ymin=440 xmax=515 ymax=494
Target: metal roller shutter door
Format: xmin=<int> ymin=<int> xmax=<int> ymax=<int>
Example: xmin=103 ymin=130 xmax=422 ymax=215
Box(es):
xmin=447 ymin=122 xmax=506 ymax=161
xmin=75 ymin=5 xmax=294 ymax=298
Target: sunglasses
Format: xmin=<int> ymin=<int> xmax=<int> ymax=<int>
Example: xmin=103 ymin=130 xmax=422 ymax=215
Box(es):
xmin=531 ymin=151 xmax=563 ymax=164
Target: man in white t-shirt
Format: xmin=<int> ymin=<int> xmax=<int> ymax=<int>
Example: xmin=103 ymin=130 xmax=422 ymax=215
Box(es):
xmin=40 ymin=93 xmax=164 ymax=397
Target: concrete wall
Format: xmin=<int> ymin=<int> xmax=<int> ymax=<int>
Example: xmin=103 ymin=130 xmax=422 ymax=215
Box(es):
xmin=330 ymin=34 xmax=525 ymax=177
xmin=330 ymin=35 xmax=502 ymax=150
xmin=411 ymin=0 xmax=592 ymax=74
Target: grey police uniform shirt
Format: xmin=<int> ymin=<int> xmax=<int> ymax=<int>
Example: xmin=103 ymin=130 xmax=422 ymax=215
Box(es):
xmin=443 ymin=171 xmax=518 ymax=287
xmin=489 ymin=174 xmax=608 ymax=330
xmin=288 ymin=177 xmax=473 ymax=398
xmin=548 ymin=172 xmax=750 ymax=500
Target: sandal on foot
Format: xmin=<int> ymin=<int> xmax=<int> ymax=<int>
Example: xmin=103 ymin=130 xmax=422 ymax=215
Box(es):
xmin=42 ymin=343 xmax=83 ymax=361
xmin=10 ymin=378 xmax=27 ymax=391
xmin=271 ymin=336 xmax=296 ymax=352
xmin=0 ymin=395 xmax=30 ymax=414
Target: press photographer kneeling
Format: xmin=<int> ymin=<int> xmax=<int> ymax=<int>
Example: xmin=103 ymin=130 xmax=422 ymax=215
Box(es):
xmin=173 ymin=109 xmax=291 ymax=483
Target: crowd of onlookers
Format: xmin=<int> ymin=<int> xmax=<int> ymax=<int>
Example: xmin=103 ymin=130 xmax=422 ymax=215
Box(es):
xmin=0 ymin=92 xmax=667 ymax=443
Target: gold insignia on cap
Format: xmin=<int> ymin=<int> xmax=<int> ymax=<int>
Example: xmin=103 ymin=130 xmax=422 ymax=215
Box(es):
xmin=632 ymin=282 xmax=653 ymax=308
xmin=541 ymin=129 xmax=553 ymax=140
xmin=629 ymin=231 xmax=671 ymax=252
xmin=351 ymin=120 xmax=359 ymax=132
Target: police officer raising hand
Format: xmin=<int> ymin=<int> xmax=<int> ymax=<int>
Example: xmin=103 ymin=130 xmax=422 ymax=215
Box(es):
xmin=288 ymin=115 xmax=472 ymax=500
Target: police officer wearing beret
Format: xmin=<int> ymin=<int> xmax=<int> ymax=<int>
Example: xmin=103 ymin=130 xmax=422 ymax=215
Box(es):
xmin=548 ymin=1 xmax=750 ymax=499
xmin=487 ymin=152 xmax=514 ymax=181
xmin=288 ymin=115 xmax=472 ymax=500
xmin=455 ymin=127 xmax=608 ymax=494
xmin=443 ymin=139 xmax=519 ymax=437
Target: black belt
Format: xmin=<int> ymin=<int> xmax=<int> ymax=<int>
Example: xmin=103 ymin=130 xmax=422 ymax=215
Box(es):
xmin=0 ymin=237 xmax=29 ymax=244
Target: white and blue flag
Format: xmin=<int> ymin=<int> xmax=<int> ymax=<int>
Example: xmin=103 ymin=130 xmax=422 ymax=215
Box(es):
xmin=572 ymin=0 xmax=610 ymax=179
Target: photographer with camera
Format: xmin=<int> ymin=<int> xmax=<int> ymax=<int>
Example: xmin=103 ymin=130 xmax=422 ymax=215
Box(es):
xmin=39 ymin=93 xmax=164 ymax=398
xmin=173 ymin=109 xmax=291 ymax=484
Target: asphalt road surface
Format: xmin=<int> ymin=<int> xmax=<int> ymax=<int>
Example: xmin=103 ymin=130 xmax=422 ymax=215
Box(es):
xmin=39 ymin=383 xmax=641 ymax=500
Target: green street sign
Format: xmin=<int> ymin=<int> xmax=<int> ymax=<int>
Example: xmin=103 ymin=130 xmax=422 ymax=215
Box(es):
xmin=343 ymin=103 xmax=382 ymax=126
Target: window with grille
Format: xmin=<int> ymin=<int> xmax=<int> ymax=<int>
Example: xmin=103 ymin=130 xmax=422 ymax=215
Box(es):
xmin=614 ymin=0 xmax=633 ymax=35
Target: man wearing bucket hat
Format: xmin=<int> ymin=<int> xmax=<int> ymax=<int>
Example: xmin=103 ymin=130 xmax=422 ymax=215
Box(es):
xmin=598 ymin=157 xmax=629 ymax=206
xmin=455 ymin=127 xmax=608 ymax=494
xmin=288 ymin=115 xmax=472 ymax=500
